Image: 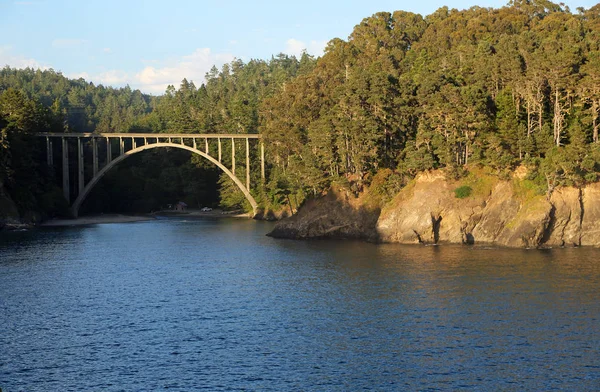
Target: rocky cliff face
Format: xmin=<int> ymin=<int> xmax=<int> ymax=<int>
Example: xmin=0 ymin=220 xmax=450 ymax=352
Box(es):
xmin=267 ymin=188 xmax=380 ymax=241
xmin=581 ymin=183 xmax=600 ymax=246
xmin=268 ymin=170 xmax=600 ymax=248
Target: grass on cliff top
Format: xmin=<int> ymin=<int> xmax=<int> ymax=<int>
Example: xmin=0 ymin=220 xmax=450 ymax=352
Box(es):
xmin=512 ymin=177 xmax=546 ymax=203
xmin=453 ymin=167 xmax=497 ymax=199
xmin=365 ymin=168 xmax=407 ymax=209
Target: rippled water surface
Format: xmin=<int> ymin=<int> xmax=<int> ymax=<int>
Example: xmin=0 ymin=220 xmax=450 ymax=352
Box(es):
xmin=1 ymin=218 xmax=600 ymax=390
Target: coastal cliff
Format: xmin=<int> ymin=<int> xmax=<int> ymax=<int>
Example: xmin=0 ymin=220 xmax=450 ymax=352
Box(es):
xmin=267 ymin=188 xmax=380 ymax=241
xmin=268 ymin=170 xmax=600 ymax=248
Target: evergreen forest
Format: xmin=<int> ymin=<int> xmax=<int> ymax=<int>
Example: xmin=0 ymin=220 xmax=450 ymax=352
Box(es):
xmin=2 ymin=0 xmax=600 ymax=220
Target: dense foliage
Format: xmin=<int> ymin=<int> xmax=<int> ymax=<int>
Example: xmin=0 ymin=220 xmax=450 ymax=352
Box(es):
xmin=2 ymin=1 xmax=600 ymax=219
xmin=0 ymin=88 xmax=68 ymax=219
xmin=261 ymin=1 xmax=600 ymax=201
xmin=0 ymin=54 xmax=313 ymax=216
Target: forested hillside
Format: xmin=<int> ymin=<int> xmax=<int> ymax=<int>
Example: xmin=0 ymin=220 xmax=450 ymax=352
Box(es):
xmin=261 ymin=1 xmax=600 ymax=204
xmin=2 ymin=0 xmax=600 ymax=223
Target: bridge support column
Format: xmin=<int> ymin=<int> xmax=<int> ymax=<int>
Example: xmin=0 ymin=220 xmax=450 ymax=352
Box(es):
xmin=205 ymin=138 xmax=209 ymax=154
xmin=106 ymin=137 xmax=112 ymax=163
xmin=260 ymin=140 xmax=265 ymax=181
xmin=46 ymin=137 xmax=53 ymax=166
xmin=62 ymin=138 xmax=70 ymax=203
xmin=218 ymin=138 xmax=222 ymax=162
xmin=231 ymin=138 xmax=236 ymax=175
xmin=119 ymin=137 xmax=124 ymax=156
xmin=77 ymin=138 xmax=84 ymax=194
xmin=92 ymin=138 xmax=98 ymax=176
xmin=246 ymin=138 xmax=250 ymax=191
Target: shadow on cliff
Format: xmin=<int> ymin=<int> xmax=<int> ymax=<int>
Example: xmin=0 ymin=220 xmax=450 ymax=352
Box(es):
xmin=266 ymin=188 xmax=381 ymax=241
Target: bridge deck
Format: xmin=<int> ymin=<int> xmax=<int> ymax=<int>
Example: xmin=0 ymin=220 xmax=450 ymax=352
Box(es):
xmin=40 ymin=132 xmax=261 ymax=139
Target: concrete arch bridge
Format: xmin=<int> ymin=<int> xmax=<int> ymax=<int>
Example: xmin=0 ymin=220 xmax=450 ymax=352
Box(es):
xmin=38 ymin=133 xmax=264 ymax=217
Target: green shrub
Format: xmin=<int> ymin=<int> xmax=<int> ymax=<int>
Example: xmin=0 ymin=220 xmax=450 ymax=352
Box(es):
xmin=454 ymin=185 xmax=472 ymax=199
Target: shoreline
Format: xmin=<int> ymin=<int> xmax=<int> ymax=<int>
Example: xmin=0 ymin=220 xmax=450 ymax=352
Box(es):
xmin=154 ymin=209 xmax=251 ymax=219
xmin=40 ymin=214 xmax=156 ymax=227
xmin=39 ymin=209 xmax=251 ymax=227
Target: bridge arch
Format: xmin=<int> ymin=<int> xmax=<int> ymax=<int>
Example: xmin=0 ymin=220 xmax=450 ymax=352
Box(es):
xmin=71 ymin=142 xmax=258 ymax=218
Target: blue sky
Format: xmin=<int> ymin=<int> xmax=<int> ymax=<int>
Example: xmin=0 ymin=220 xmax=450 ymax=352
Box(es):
xmin=0 ymin=0 xmax=597 ymax=94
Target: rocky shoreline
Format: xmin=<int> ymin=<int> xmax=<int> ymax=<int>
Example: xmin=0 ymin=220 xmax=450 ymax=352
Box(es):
xmin=268 ymin=170 xmax=600 ymax=248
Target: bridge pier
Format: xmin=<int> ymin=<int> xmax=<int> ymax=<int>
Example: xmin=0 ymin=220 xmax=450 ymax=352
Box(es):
xmin=218 ymin=138 xmax=222 ymax=162
xmin=46 ymin=137 xmax=53 ymax=166
xmin=106 ymin=137 xmax=112 ymax=163
xmin=62 ymin=138 xmax=70 ymax=203
xmin=231 ymin=138 xmax=236 ymax=175
xmin=92 ymin=138 xmax=98 ymax=176
xmin=246 ymin=138 xmax=250 ymax=191
xmin=77 ymin=138 xmax=84 ymax=194
xmin=261 ymin=141 xmax=265 ymax=181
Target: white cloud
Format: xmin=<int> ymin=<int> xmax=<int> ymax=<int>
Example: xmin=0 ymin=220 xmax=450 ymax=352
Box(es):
xmin=0 ymin=46 xmax=273 ymax=95
xmin=69 ymin=70 xmax=129 ymax=86
xmin=52 ymin=39 xmax=86 ymax=49
xmin=69 ymin=71 xmax=90 ymax=80
xmin=65 ymin=48 xmax=235 ymax=94
xmin=284 ymin=39 xmax=306 ymax=58
xmin=283 ymin=38 xmax=327 ymax=58
xmin=133 ymin=48 xmax=235 ymax=94
xmin=103 ymin=48 xmax=111 ymax=53
xmin=0 ymin=46 xmax=49 ymax=69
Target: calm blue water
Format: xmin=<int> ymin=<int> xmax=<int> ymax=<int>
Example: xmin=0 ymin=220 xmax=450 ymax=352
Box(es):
xmin=1 ymin=217 xmax=600 ymax=391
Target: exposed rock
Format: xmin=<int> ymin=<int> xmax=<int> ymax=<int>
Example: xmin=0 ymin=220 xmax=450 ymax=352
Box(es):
xmin=269 ymin=170 xmax=600 ymax=248
xmin=376 ymin=172 xmax=445 ymax=244
xmin=267 ymin=188 xmax=380 ymax=241
xmin=377 ymin=171 xmax=488 ymax=244
xmin=545 ymin=187 xmax=583 ymax=247
xmin=581 ymin=182 xmax=600 ymax=247
xmin=493 ymin=196 xmax=552 ymax=248
xmin=470 ymin=182 xmax=520 ymax=243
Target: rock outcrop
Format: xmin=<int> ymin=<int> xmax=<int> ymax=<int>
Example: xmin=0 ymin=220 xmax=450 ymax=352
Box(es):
xmin=544 ymin=187 xmax=583 ymax=247
xmin=267 ymin=188 xmax=380 ymax=241
xmin=581 ymin=183 xmax=600 ymax=247
xmin=376 ymin=171 xmax=488 ymax=244
xmin=268 ymin=170 xmax=600 ymax=248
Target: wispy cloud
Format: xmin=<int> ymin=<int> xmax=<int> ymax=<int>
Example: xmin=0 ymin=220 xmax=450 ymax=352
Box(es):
xmin=65 ymin=48 xmax=236 ymax=94
xmin=133 ymin=48 xmax=235 ymax=94
xmin=0 ymin=46 xmax=48 ymax=69
xmin=283 ymin=38 xmax=327 ymax=58
xmin=52 ymin=38 xmax=87 ymax=49
xmin=71 ymin=70 xmax=129 ymax=85
xmin=103 ymin=48 xmax=111 ymax=54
